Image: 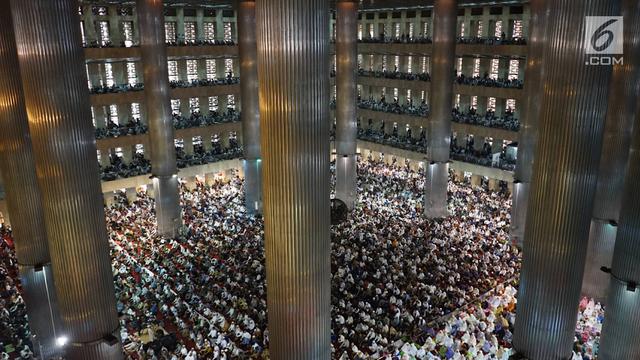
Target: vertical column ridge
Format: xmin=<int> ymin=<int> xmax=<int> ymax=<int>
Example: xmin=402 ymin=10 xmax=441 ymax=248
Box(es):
xmin=581 ymin=0 xmax=640 ymax=302
xmin=335 ymin=0 xmax=359 ymax=209
xmin=137 ymin=0 xmax=182 ymax=237
xmin=256 ymin=0 xmax=331 ymax=358
xmin=513 ymin=0 xmax=619 ymax=358
xmin=510 ymin=0 xmax=548 ymax=248
xmin=10 ymin=0 xmax=123 ymax=357
xmin=425 ymin=0 xmax=457 ymax=218
xmin=0 ymin=2 xmax=61 ymax=357
xmin=238 ymin=0 xmax=263 ymax=215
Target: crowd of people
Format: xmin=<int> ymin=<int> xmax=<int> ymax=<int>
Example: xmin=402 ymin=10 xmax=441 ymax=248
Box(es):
xmin=99 ymin=159 xmax=522 ymax=359
xmin=0 ymin=228 xmax=34 ymax=359
xmin=330 ymin=68 xmax=431 ymax=82
xmin=94 ymin=110 xmax=240 ymax=140
xmin=330 ymin=160 xmax=520 ymax=358
xmin=89 ymin=83 xmax=145 ymax=95
xmin=450 ymin=135 xmax=516 ymax=171
xmin=85 ymin=39 xmax=238 ymax=48
xmin=355 ymin=96 xmax=430 ymax=117
xmin=357 ymin=34 xmax=433 ymax=44
xmin=169 ymin=75 xmax=239 ymax=89
xmin=354 ymin=125 xmax=516 ymax=172
xmin=99 ymin=141 xmax=242 ymax=182
xmin=89 ymin=76 xmax=237 ymax=96
xmin=165 ymin=39 xmax=236 ymax=47
xmin=357 ymin=126 xmax=428 ymax=154
xmin=456 ymin=74 xmax=523 ymax=89
xmin=0 ymin=158 xmax=607 ymax=359
xmin=172 ymin=109 xmax=240 ymax=130
xmin=452 ymin=107 xmax=520 ymax=132
xmin=456 ymin=36 xmax=527 ymax=45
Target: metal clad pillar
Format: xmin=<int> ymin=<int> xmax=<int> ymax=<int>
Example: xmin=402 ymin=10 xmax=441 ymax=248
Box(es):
xmin=511 ymin=0 xmax=547 ymax=248
xmin=238 ymin=0 xmax=262 ymax=215
xmin=9 ymin=0 xmax=123 ymax=358
xmin=581 ymin=0 xmax=640 ymax=303
xmin=256 ymin=0 xmax=331 ymax=358
xmin=425 ymin=0 xmax=457 ymax=218
xmin=599 ymin=121 xmax=640 ymax=357
xmin=335 ymin=0 xmax=358 ymax=210
xmin=597 ymin=1 xmax=640 ymax=356
xmin=137 ymin=0 xmax=182 ymax=237
xmin=512 ymin=0 xmax=619 ymax=358
xmin=0 ymin=3 xmax=61 ymax=358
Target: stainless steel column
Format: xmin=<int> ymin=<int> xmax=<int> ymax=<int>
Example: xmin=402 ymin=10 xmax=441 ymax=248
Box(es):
xmin=238 ymin=0 xmax=263 ymax=215
xmin=137 ymin=0 xmax=182 ymax=237
xmin=335 ymin=0 xmax=358 ymax=210
xmin=9 ymin=0 xmax=123 ymax=358
xmin=599 ymin=120 xmax=640 ymax=356
xmin=581 ymin=0 xmax=640 ymax=303
xmin=597 ymin=1 xmax=640 ymax=356
xmin=510 ymin=0 xmax=547 ymax=248
xmin=256 ymin=0 xmax=331 ymax=358
xmin=0 ymin=3 xmax=61 ymax=357
xmin=512 ymin=0 xmax=619 ymax=358
xmin=425 ymin=0 xmax=457 ymax=218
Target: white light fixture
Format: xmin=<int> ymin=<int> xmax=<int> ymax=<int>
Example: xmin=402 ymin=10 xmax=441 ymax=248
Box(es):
xmin=56 ymin=336 xmax=68 ymax=347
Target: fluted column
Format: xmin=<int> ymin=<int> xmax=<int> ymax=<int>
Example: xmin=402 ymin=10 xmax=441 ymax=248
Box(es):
xmin=581 ymin=0 xmax=640 ymax=303
xmin=335 ymin=0 xmax=358 ymax=210
xmin=10 ymin=0 xmax=123 ymax=358
xmin=238 ymin=0 xmax=262 ymax=215
xmin=137 ymin=0 xmax=181 ymax=237
xmin=424 ymin=0 xmax=457 ymax=218
xmin=599 ymin=119 xmax=640 ymax=357
xmin=512 ymin=0 xmax=619 ymax=358
xmin=510 ymin=0 xmax=548 ymax=248
xmin=256 ymin=0 xmax=331 ymax=358
xmin=597 ymin=1 xmax=640 ymax=356
xmin=0 ymin=3 xmax=61 ymax=358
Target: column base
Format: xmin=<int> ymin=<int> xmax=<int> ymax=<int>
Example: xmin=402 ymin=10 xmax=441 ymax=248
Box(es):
xmin=599 ymin=279 xmax=640 ymax=359
xmin=581 ymin=218 xmax=617 ymax=303
xmin=243 ymin=159 xmax=263 ymax=215
xmin=424 ymin=162 xmax=449 ymax=218
xmin=66 ymin=335 xmax=124 ymax=360
xmin=152 ymin=175 xmax=182 ymax=238
xmin=19 ymin=264 xmax=62 ymax=360
xmin=335 ymin=154 xmax=357 ymax=210
xmin=510 ymin=181 xmax=530 ymax=249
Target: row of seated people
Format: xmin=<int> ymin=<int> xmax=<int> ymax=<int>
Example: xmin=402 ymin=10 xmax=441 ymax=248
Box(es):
xmin=357 ymin=34 xmax=434 ymax=44
xmin=452 ymin=107 xmax=520 ymax=131
xmin=356 ymin=126 xmax=428 ymax=153
xmin=99 ymin=140 xmax=242 ymax=182
xmin=83 ymin=39 xmax=236 ymax=48
xmin=457 ymin=35 xmax=527 ymax=45
xmin=352 ymin=96 xmax=430 ymax=117
xmin=0 ymin=229 xmax=34 ymax=359
xmin=456 ymin=73 xmax=523 ymax=89
xmin=330 ymin=68 xmax=431 ymax=82
xmin=95 ymin=109 xmax=239 ymax=139
xmin=356 ymin=33 xmax=526 ymax=45
xmin=169 ymin=74 xmax=239 ymax=88
xmin=450 ymin=135 xmax=516 ymax=171
xmin=356 ymin=125 xmax=516 ymax=171
xmin=89 ymin=83 xmax=144 ymax=94
xmin=89 ymin=74 xmax=238 ymax=95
